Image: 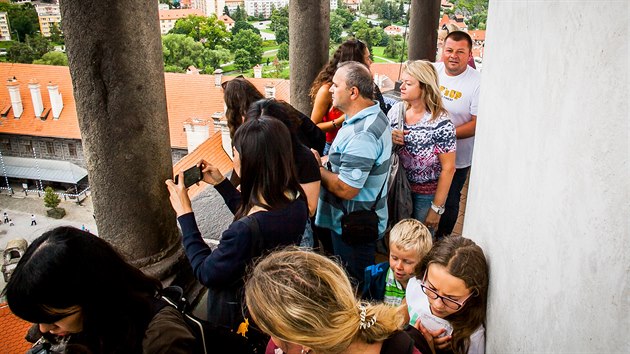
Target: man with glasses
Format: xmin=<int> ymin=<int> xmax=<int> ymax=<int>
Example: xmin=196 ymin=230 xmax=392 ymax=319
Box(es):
xmin=311 ymin=61 xmax=392 ymax=288
xmin=433 ymin=30 xmax=481 ymax=239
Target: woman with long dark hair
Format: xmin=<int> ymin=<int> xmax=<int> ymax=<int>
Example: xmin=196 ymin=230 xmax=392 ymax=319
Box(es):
xmin=166 ymin=117 xmax=308 ymax=334
xmin=406 ymin=236 xmax=489 ymax=354
xmin=222 ymin=76 xmax=264 ymax=140
xmin=4 ymin=226 xmax=196 ymax=354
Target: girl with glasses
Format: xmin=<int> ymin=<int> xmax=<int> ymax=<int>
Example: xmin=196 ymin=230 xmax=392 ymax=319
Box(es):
xmin=406 ymin=236 xmax=489 ymax=354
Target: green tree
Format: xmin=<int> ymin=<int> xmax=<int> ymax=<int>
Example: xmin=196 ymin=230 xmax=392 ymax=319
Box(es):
xmin=232 ymin=6 xmax=247 ymax=21
xmin=170 ymin=15 xmax=230 ymax=49
xmin=383 ymin=37 xmax=401 ymax=58
xmin=329 ymin=12 xmax=345 ymax=43
xmin=8 ymin=42 xmax=35 ymax=63
xmin=231 ymin=29 xmax=263 ymax=66
xmin=162 ymin=33 xmax=205 ymax=72
xmin=223 ymin=5 xmax=230 ymax=16
xmin=231 ymin=20 xmax=260 ymax=35
xmin=270 ymin=6 xmax=289 ymax=44
xmin=277 ymin=42 xmax=289 ymax=60
xmin=49 ymin=22 xmax=63 ymax=44
xmin=202 ymin=46 xmax=231 ymax=71
xmin=234 ymin=48 xmax=251 ymax=72
xmin=33 ymin=51 xmax=68 ymax=66
xmin=44 ymin=186 xmax=61 ymax=209
xmin=0 ymin=3 xmax=39 ymax=42
xmin=334 ymin=7 xmax=354 ymax=28
xmin=28 ymin=35 xmax=52 ymax=58
xmin=351 ymin=18 xmax=370 ymax=36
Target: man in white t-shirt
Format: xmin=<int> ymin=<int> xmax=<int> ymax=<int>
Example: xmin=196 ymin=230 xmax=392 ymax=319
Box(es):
xmin=433 ymin=31 xmax=481 ymax=239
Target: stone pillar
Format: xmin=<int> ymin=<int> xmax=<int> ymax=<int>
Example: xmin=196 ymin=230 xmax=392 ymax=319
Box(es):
xmin=289 ymin=0 xmax=329 ymax=115
xmin=464 ymin=1 xmax=628 ymax=352
xmin=59 ymin=1 xmax=191 ymax=285
xmin=408 ymin=0 xmax=441 ymax=61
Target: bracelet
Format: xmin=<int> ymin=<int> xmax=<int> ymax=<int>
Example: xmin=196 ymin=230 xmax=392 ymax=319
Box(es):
xmin=331 ymin=120 xmax=338 ymax=128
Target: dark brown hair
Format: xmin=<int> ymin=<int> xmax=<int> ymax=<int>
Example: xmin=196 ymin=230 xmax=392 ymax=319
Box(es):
xmin=444 ymin=31 xmax=473 ymax=51
xmin=309 ymin=38 xmax=368 ymax=101
xmin=223 ymin=77 xmax=264 ymax=139
xmin=417 ymin=236 xmax=488 ymax=354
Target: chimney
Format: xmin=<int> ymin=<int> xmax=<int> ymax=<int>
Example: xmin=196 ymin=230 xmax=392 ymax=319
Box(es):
xmin=253 ymin=64 xmax=262 ymax=79
xmin=211 ymin=112 xmax=233 ymax=160
xmin=28 ymin=79 xmax=44 ymax=118
xmin=213 ymin=69 xmax=223 ymax=87
xmin=183 ymin=117 xmax=211 ymax=152
xmin=264 ymin=82 xmax=276 ymax=98
xmin=6 ymin=78 xmax=23 ymax=119
xmin=47 ymin=81 xmax=63 ymax=119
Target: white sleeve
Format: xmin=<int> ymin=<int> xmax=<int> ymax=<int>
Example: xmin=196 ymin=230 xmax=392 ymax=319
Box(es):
xmin=467 ymin=325 xmax=485 ymax=354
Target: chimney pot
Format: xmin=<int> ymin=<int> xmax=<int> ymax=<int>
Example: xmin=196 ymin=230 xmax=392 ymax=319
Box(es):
xmin=213 ymin=69 xmax=223 ymax=87
xmin=6 ymin=79 xmax=23 ymax=118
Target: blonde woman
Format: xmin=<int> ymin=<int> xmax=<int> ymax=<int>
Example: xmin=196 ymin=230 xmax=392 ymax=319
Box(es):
xmin=245 ymin=248 xmax=429 ymax=354
xmin=389 ymin=60 xmax=456 ymax=232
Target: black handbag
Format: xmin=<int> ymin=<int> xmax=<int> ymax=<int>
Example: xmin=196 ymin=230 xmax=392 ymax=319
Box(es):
xmin=387 ymin=106 xmax=413 ymax=228
xmin=340 ymin=178 xmax=387 ymax=245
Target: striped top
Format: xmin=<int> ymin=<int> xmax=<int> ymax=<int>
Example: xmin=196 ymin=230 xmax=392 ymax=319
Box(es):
xmin=315 ymin=102 xmax=393 ymax=235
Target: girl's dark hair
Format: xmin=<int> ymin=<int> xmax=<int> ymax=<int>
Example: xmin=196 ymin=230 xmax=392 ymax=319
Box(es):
xmin=223 ymin=77 xmax=265 ymax=139
xmin=309 ymin=38 xmax=368 ymax=100
xmin=232 ymin=117 xmax=304 ymax=220
xmin=417 ymin=236 xmax=489 ymax=354
xmin=4 ymin=227 xmax=162 ymax=353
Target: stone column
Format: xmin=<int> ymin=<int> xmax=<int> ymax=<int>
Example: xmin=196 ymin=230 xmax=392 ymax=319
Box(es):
xmin=464 ymin=1 xmax=628 ymax=351
xmin=408 ymin=0 xmax=441 ymax=61
xmin=59 ymin=1 xmax=191 ymax=285
xmin=289 ymin=0 xmax=329 ymax=115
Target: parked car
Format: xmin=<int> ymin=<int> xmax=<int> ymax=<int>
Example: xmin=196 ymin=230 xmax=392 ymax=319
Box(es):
xmin=2 ymin=238 xmax=28 ymax=282
xmin=0 ymin=48 xmax=7 ymax=56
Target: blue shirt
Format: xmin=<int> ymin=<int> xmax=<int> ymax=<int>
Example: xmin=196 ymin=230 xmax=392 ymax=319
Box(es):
xmin=315 ymin=102 xmax=392 ymax=235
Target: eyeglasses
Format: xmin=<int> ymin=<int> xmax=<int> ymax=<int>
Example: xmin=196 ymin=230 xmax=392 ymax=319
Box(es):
xmin=420 ymin=270 xmax=476 ymax=311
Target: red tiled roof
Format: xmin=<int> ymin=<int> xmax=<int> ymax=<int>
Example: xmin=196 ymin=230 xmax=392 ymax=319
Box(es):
xmin=172 ymin=131 xmax=233 ymax=199
xmin=468 ymin=30 xmax=486 ymax=41
xmin=218 ymin=15 xmax=234 ymax=24
xmin=158 ymin=9 xmax=204 ymax=20
xmin=0 ymin=303 xmax=32 ymax=353
xmin=371 ymin=63 xmax=406 ymax=83
xmin=0 ymin=64 xmax=291 ymax=150
xmin=439 ymin=14 xmax=450 ymax=28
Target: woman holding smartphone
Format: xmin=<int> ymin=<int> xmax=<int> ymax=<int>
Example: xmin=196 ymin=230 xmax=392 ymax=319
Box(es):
xmin=406 ymin=236 xmax=489 ymax=354
xmin=165 ymin=117 xmax=308 ymax=345
xmin=388 ymin=60 xmax=456 ymax=232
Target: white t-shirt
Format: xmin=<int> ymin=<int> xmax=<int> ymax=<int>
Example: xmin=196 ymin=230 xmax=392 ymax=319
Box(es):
xmin=433 ymin=62 xmax=481 ymax=168
xmin=406 ymin=277 xmax=486 ymax=354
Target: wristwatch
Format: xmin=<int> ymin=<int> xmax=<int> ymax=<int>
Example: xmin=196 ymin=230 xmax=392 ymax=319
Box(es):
xmin=331 ymin=120 xmax=339 ymax=128
xmin=430 ymin=202 xmax=445 ymax=215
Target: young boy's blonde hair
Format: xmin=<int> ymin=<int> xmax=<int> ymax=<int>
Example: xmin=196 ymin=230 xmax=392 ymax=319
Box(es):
xmin=389 ymin=219 xmax=433 ymax=257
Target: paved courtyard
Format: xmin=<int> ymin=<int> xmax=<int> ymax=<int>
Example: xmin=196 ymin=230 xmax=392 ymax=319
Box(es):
xmin=0 ymin=191 xmax=97 ymax=297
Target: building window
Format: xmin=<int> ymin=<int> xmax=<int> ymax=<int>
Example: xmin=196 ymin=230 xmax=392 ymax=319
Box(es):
xmin=46 ymin=141 xmax=54 ymax=154
xmin=68 ymin=143 xmax=77 ymax=157
xmin=24 ymin=141 xmax=33 ymax=154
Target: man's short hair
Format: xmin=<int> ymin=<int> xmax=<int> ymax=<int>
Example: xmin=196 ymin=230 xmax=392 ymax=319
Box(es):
xmin=444 ymin=30 xmax=473 ymax=51
xmin=337 ymin=61 xmax=374 ymax=100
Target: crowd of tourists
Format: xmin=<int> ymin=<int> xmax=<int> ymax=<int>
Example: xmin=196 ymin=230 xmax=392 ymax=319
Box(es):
xmin=3 ymin=30 xmax=487 ymax=354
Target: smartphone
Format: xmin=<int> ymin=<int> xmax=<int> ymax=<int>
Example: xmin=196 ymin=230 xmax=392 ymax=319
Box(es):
xmin=175 ymin=165 xmax=202 ymax=188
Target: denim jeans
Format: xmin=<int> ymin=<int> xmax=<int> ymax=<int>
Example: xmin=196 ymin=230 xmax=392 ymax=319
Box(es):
xmin=299 ymin=218 xmax=314 ymax=248
xmin=412 ymin=193 xmax=434 ymax=223
xmin=331 ymin=230 xmax=376 ymax=289
xmin=435 ymin=166 xmax=470 ymax=239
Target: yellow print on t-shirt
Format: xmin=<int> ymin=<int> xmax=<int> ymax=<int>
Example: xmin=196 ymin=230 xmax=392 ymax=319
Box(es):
xmin=439 ymin=85 xmax=462 ymax=101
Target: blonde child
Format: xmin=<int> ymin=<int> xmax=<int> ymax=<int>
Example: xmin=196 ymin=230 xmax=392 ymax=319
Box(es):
xmin=362 ymin=219 xmax=432 ymax=306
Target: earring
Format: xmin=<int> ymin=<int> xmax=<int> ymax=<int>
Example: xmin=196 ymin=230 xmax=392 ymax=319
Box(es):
xmin=301 ymin=348 xmax=311 ymax=354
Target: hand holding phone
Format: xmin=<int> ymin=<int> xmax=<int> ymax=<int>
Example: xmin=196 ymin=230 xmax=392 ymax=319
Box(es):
xmin=175 ymin=165 xmax=203 ymax=188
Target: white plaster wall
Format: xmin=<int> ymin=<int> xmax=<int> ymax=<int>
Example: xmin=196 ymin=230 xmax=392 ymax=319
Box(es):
xmin=464 ymin=1 xmax=629 ymax=352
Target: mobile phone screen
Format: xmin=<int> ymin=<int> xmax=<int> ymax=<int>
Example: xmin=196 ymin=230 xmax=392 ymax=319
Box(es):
xmin=175 ymin=165 xmax=202 ymax=188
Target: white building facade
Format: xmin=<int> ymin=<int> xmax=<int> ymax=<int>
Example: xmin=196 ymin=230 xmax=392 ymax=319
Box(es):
xmin=0 ymin=12 xmax=11 ymax=41
xmin=35 ymin=4 xmax=62 ymax=38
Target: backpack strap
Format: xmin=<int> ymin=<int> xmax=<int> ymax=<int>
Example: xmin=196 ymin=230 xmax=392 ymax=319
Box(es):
xmin=240 ymin=215 xmax=263 ymax=260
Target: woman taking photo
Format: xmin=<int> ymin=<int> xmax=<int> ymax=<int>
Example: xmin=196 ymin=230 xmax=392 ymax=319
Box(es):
xmin=406 ymin=236 xmax=489 ymax=354
xmin=166 ymin=117 xmax=308 ymax=334
xmin=246 ymin=248 xmax=426 ymax=354
xmin=309 ymin=38 xmax=388 ymax=155
xmin=388 ymin=60 xmax=456 ymax=232
xmin=4 ymin=226 xmax=197 ymax=354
